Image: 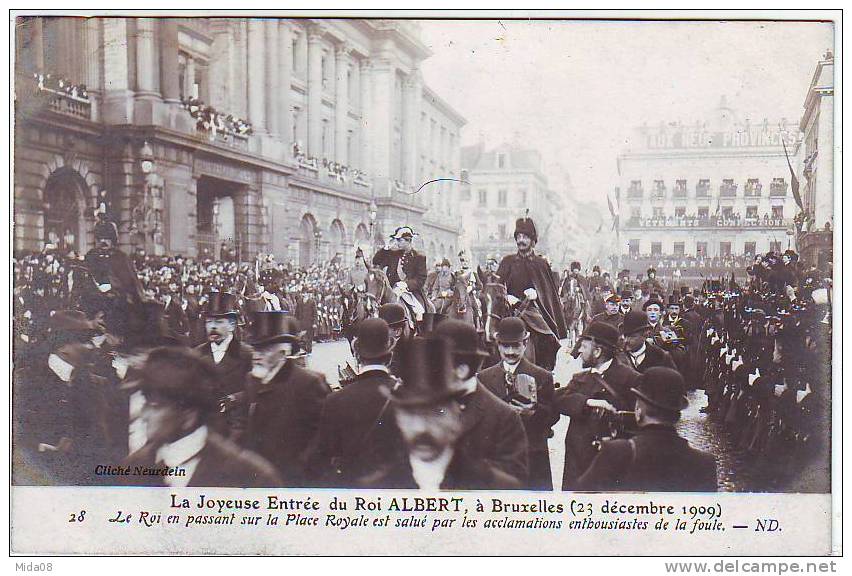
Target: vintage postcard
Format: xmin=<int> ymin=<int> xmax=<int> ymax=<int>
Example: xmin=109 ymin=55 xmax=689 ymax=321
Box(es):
xmin=9 ymin=11 xmax=840 ymax=557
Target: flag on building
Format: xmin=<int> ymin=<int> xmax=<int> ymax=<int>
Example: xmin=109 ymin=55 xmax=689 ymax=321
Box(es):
xmin=782 ymin=138 xmax=804 ymax=211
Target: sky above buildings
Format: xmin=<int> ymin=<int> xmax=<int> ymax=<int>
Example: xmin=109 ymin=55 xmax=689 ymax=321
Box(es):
xmin=418 ymin=18 xmax=834 ymax=209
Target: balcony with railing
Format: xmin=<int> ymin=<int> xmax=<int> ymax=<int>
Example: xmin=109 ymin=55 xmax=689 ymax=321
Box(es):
xmin=719 ymin=182 xmax=738 ymax=198
xmin=744 ymin=180 xmax=763 ymax=197
xmin=291 ymin=142 xmax=372 ymax=196
xmin=651 ymin=181 xmax=666 ymax=200
xmin=770 ymin=179 xmax=788 ymax=197
xmin=673 ymin=181 xmax=688 ymax=199
xmin=695 ymin=181 xmax=711 ymax=198
xmin=627 ymin=182 xmax=644 ymax=199
xmin=19 ymin=72 xmax=92 ymax=120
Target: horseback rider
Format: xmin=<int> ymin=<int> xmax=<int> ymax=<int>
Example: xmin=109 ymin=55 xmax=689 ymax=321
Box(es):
xmin=429 ymin=258 xmax=456 ymax=318
xmin=455 ymin=250 xmax=483 ymax=329
xmin=495 ymin=216 xmax=568 ymax=371
xmin=372 ymin=226 xmax=434 ymax=333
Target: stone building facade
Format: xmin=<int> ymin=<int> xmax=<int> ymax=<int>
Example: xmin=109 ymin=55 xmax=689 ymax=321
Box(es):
xmin=14 ymin=17 xmax=464 ymax=266
xmin=616 ymin=98 xmax=800 ymax=279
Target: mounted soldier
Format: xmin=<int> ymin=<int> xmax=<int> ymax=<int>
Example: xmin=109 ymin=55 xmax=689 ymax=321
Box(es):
xmin=495 ymin=216 xmax=567 ymax=371
xmin=372 ymin=226 xmax=435 ymax=333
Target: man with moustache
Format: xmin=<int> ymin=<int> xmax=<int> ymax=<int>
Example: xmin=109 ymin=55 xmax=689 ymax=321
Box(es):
xmin=194 ymin=292 xmax=252 ymax=440
xmin=496 ymin=216 xmax=567 ymax=371
xmin=372 ymin=226 xmax=433 ymax=333
xmin=477 ymin=317 xmax=559 ymax=490
xmin=554 ymin=321 xmax=640 ymax=490
xmin=241 ymin=312 xmax=332 ymax=484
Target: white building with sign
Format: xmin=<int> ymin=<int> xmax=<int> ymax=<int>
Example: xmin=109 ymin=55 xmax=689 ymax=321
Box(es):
xmin=615 ymin=97 xmax=799 ymax=285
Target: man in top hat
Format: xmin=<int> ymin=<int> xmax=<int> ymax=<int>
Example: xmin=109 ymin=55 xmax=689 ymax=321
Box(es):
xmin=122 ymin=346 xmax=282 ymax=487
xmin=356 ymin=336 xmax=521 ymax=490
xmin=477 ymin=317 xmax=559 ymax=490
xmin=641 ymin=267 xmax=663 ymax=297
xmin=241 ymin=312 xmax=332 ymax=485
xmin=308 ymin=318 xmax=399 ymax=486
xmin=379 ymin=302 xmax=411 ymax=378
xmin=194 ymin=292 xmax=252 ymax=439
xmin=591 ymin=291 xmax=624 ymax=329
xmin=496 ymin=216 xmax=567 ymax=371
xmin=434 ymin=319 xmax=529 ymax=484
xmin=554 ymin=320 xmax=640 ymax=490
xmin=576 ymin=367 xmax=717 ymax=492
xmin=372 ymin=226 xmax=433 ymax=332
xmin=620 ymin=310 xmax=676 ymax=373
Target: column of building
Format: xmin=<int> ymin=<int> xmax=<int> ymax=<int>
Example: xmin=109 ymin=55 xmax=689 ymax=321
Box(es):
xmin=403 ymin=68 xmax=421 ymax=188
xmin=159 ymin=19 xmax=180 ymax=104
xmin=278 ymin=20 xmax=294 ymax=150
xmin=334 ymin=43 xmax=350 ymax=165
xmin=306 ymin=24 xmax=325 ymax=157
xmin=359 ymin=58 xmax=372 ymax=174
xmin=246 ymin=18 xmax=266 ymax=134
xmin=264 ymin=20 xmax=280 ymax=140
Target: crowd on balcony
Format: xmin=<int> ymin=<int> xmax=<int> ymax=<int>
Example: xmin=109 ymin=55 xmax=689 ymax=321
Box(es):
xmin=625 ymin=178 xmax=788 ymax=199
xmin=181 ymin=96 xmax=253 ymax=140
xmin=32 ymin=72 xmax=90 ymax=102
xmin=292 ymin=142 xmax=369 ymax=186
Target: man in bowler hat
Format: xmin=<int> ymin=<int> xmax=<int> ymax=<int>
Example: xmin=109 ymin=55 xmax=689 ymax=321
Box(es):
xmin=194 ymin=292 xmax=252 ymax=440
xmin=434 ymin=319 xmax=529 ymax=484
xmin=554 ymin=320 xmax=640 ymax=490
xmin=356 ymin=336 xmax=521 ymax=490
xmin=620 ymin=310 xmax=676 ymax=373
xmin=123 ymin=346 xmax=282 ymax=487
xmin=242 ymin=311 xmax=331 ymax=485
xmin=379 ymin=302 xmax=411 ymax=377
xmin=307 ymin=318 xmax=399 ymax=486
xmin=576 ymin=367 xmax=717 ymax=492
xmin=477 ymin=317 xmax=559 ymax=490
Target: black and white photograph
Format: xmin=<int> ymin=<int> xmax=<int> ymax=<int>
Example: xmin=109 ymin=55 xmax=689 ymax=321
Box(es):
xmin=9 ymin=11 xmax=839 ymax=556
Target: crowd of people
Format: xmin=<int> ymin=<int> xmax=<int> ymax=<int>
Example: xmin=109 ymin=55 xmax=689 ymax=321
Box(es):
xmin=12 ymin=214 xmax=832 ymax=493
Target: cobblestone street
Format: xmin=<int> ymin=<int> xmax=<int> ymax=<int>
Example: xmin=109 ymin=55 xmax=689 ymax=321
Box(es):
xmin=308 ymin=340 xmax=755 ymax=492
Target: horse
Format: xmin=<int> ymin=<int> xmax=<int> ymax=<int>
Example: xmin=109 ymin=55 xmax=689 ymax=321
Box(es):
xmin=341 ymin=267 xmax=398 ymax=344
xmin=449 ymin=270 xmax=481 ymax=330
xmin=561 ymin=276 xmax=590 ymax=350
xmin=480 ymin=282 xmax=537 ymax=368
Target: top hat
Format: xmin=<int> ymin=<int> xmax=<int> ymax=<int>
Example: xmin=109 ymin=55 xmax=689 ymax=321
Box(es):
xmin=126 ymin=346 xmax=221 ymax=414
xmin=435 ymin=318 xmax=490 ymax=358
xmin=204 ymin=291 xmax=239 ymax=318
xmin=379 ymin=303 xmax=407 ymax=328
xmin=630 ymin=367 xmax=689 ymax=413
xmin=246 ymin=311 xmax=302 ymax=347
xmin=390 ymin=226 xmax=417 ymax=240
xmin=513 ymin=217 xmax=538 ymax=243
xmin=353 ymin=318 xmax=395 ymax=360
xmin=667 ymin=294 xmax=680 ymax=307
xmin=620 ymin=290 xmax=633 ymax=300
xmin=579 ymin=321 xmax=620 ymax=350
xmin=494 ymin=317 xmax=529 ymax=343
xmin=620 ymin=309 xmax=651 ymax=336
xmin=680 ymin=286 xmax=690 ymax=296
xmin=386 ymin=336 xmax=462 ymax=407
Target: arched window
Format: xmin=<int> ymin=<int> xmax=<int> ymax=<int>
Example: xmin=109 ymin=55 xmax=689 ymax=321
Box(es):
xmin=43 ymin=168 xmax=87 ymax=253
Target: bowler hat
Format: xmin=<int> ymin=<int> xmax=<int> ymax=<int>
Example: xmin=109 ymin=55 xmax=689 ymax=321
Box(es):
xmin=513 ymin=217 xmax=538 ymax=243
xmin=630 ymin=367 xmax=689 ymax=413
xmin=579 ymin=321 xmax=620 ymax=350
xmin=435 ymin=318 xmax=490 ymax=357
xmin=620 ymin=290 xmax=633 ymax=300
xmin=494 ymin=317 xmax=529 ymax=343
xmin=378 ymin=303 xmax=407 ymax=327
xmin=204 ymin=291 xmax=239 ymax=318
xmin=643 ymin=296 xmax=664 ymax=311
xmin=129 ymin=346 xmax=220 ymax=414
xmin=387 ymin=336 xmax=462 ymax=407
xmin=353 ymin=318 xmax=395 ymax=360
xmin=247 ymin=311 xmax=302 ymax=347
xmin=620 ymin=310 xmax=651 ymax=336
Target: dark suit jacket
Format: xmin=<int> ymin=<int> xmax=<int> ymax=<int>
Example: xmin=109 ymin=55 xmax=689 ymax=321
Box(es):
xmin=554 ymin=359 xmax=640 ymax=490
xmin=455 ymin=382 xmax=529 ymax=486
xmin=592 ymin=311 xmax=624 ymax=330
xmin=623 ymin=342 xmax=676 ymax=373
xmin=244 ymin=361 xmax=332 ymax=485
xmin=306 ymin=368 xmax=398 ymax=486
xmin=372 ymin=248 xmax=428 ymax=293
xmin=195 ymin=337 xmax=253 ymax=398
xmin=355 ymin=446 xmax=522 ymax=490
xmin=124 ymin=430 xmax=283 ymax=487
xmin=576 ymin=424 xmax=717 ymax=492
xmin=478 ymin=358 xmax=559 ymax=490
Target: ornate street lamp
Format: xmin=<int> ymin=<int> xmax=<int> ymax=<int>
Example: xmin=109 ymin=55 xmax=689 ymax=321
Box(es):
xmin=367 ymin=199 xmax=378 ymax=250
xmin=130 ymin=141 xmax=164 ymax=254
